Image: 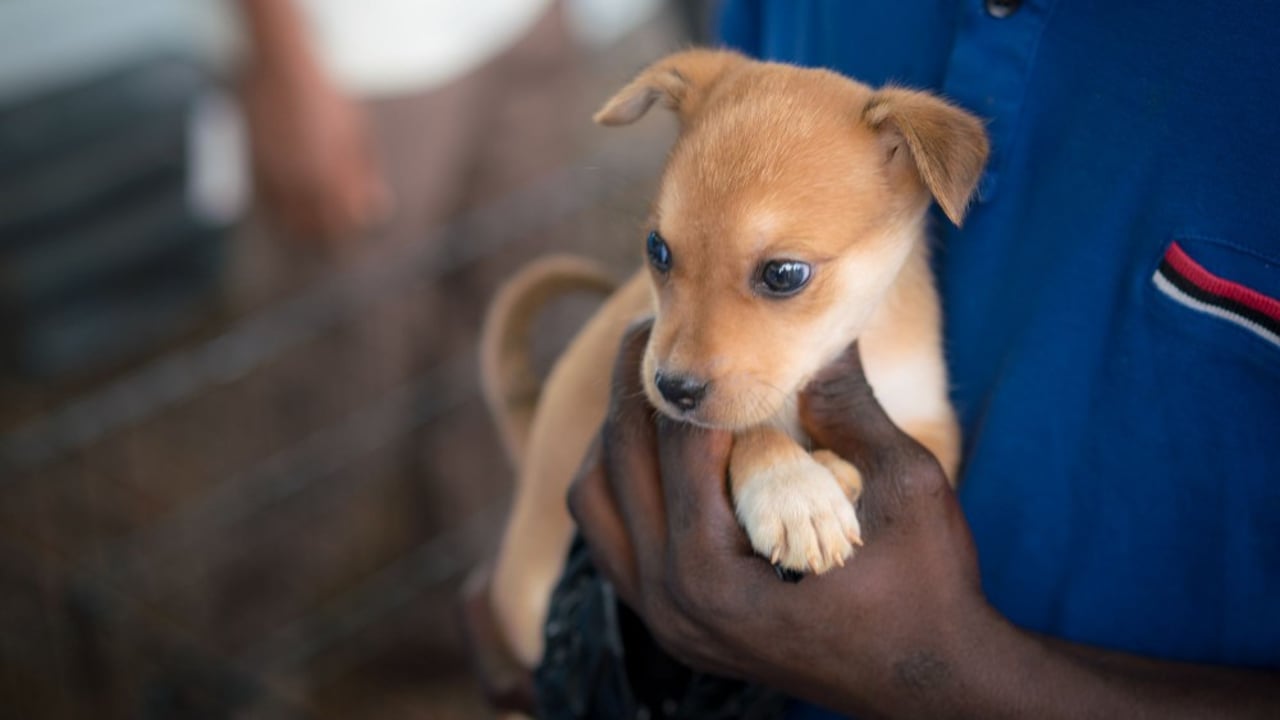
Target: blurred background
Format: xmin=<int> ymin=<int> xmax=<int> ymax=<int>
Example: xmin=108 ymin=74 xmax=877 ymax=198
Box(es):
xmin=0 ymin=1 xmax=714 ymax=717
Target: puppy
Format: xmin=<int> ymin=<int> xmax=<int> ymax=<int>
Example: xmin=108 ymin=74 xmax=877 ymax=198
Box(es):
xmin=476 ymin=49 xmax=988 ymax=682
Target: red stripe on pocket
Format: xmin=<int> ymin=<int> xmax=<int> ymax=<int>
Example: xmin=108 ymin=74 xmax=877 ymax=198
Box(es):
xmin=1164 ymin=241 xmax=1280 ymax=322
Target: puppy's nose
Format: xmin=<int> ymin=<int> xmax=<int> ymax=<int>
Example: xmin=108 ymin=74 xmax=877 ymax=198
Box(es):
xmin=655 ymin=372 xmax=708 ymax=411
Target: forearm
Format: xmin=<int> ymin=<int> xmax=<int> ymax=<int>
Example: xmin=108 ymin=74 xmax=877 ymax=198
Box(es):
xmin=941 ymin=609 xmax=1280 ymax=720
xmin=236 ymin=0 xmax=319 ymax=73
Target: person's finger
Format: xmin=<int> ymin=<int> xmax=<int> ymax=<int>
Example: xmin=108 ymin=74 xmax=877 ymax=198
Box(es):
xmin=654 ymin=416 xmax=781 ymax=634
xmin=654 ymin=417 xmax=737 ymax=549
xmin=799 ymin=342 xmax=948 ymax=536
xmin=799 ymin=341 xmax=934 ymax=479
xmin=600 ymin=321 xmax=668 ymax=559
xmin=567 ymin=438 xmax=641 ymax=606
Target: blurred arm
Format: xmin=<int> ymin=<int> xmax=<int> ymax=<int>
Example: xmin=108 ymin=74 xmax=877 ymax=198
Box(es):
xmin=237 ymin=0 xmax=315 ymax=72
xmin=235 ymin=0 xmax=390 ymax=244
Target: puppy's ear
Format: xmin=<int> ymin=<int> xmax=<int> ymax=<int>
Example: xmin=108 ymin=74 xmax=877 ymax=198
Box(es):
xmin=594 ymin=49 xmax=746 ymax=127
xmin=862 ymin=88 xmax=989 ymax=226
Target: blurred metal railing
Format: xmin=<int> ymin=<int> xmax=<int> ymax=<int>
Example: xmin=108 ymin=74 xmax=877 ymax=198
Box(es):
xmin=2 ymin=144 xmax=659 ymax=472
xmin=0 ymin=140 xmax=664 ymax=715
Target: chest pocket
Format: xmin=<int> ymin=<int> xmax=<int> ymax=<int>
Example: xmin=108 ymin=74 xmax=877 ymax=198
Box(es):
xmin=1149 ymin=236 xmax=1280 ymax=369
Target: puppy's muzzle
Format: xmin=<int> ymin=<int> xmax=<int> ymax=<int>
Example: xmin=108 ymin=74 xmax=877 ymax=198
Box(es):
xmin=654 ymin=372 xmax=709 ymax=412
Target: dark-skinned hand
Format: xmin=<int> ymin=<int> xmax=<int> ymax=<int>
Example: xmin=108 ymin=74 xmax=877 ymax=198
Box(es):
xmin=568 ymin=321 xmax=1280 ymax=720
xmin=567 ymin=322 xmax=997 ymax=718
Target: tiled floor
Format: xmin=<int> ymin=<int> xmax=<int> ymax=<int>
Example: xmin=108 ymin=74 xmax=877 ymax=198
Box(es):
xmin=0 ymin=7 xmax=688 ymax=717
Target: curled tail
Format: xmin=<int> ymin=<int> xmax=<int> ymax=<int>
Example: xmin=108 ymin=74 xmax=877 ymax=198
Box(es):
xmin=480 ymin=255 xmax=617 ymax=467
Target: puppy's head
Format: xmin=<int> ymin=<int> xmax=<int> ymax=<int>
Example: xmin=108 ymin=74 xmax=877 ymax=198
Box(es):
xmin=597 ymin=50 xmax=988 ymax=429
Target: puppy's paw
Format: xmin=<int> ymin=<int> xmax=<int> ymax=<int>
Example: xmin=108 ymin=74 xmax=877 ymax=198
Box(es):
xmin=812 ymin=449 xmax=863 ymax=504
xmin=734 ymin=454 xmax=862 ymax=575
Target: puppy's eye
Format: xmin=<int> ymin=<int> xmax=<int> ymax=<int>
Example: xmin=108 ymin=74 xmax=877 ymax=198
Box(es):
xmin=759 ymin=260 xmax=812 ymax=296
xmin=646 ymin=230 xmax=672 ymax=273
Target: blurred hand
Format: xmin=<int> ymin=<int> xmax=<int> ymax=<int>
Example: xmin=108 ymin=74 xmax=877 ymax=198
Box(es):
xmin=242 ymin=53 xmax=391 ymax=245
xmin=567 ymin=322 xmax=994 ymax=717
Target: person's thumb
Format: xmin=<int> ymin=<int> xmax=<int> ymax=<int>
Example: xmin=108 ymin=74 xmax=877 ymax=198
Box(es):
xmin=799 ymin=343 xmax=945 ymax=528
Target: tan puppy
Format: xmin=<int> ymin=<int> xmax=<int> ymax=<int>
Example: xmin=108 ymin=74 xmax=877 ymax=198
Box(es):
xmin=478 ymin=49 xmax=988 ymax=677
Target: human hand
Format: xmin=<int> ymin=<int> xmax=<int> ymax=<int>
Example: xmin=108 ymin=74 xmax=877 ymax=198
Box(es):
xmin=568 ymin=322 xmax=998 ymax=717
xmin=241 ymin=49 xmax=391 ymax=245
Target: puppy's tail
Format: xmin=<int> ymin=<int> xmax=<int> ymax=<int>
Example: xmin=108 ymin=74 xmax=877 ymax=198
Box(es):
xmin=481 ymin=255 xmax=617 ymax=467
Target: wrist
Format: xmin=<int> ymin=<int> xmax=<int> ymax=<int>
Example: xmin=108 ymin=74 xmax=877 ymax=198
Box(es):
xmin=936 ymin=603 xmax=1103 ymax=720
xmin=936 ymin=602 xmax=1033 ymax=720
xmin=880 ymin=599 xmax=1016 ymax=720
xmin=795 ymin=596 xmax=1008 ymax=719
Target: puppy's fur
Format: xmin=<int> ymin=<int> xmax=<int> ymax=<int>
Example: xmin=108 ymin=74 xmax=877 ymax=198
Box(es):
xmin=481 ymin=50 xmax=988 ymax=670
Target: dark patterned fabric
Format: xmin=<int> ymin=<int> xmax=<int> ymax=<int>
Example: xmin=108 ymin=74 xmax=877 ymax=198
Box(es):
xmin=535 ymin=536 xmax=785 ymax=720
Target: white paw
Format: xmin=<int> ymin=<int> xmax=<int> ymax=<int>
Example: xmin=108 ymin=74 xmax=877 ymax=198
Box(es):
xmin=733 ymin=454 xmax=862 ymax=575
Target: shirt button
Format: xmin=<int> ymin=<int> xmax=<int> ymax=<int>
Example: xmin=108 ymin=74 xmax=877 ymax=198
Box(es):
xmin=985 ymin=0 xmax=1022 ymax=18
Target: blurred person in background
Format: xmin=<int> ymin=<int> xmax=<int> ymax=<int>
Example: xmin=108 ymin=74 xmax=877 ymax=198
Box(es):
xmin=0 ymin=0 xmax=585 ymax=376
xmin=233 ymin=0 xmax=566 ymax=247
xmin=221 ymin=0 xmax=582 ymax=452
xmin=222 ymin=0 xmax=665 ymax=529
xmin=237 ymin=0 xmax=392 ymax=244
xmin=231 ymin=0 xmax=668 ymax=253
xmin=227 ymin=0 xmax=583 ymax=298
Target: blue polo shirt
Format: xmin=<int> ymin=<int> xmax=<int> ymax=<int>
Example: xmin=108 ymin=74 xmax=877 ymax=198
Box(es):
xmin=720 ymin=0 xmax=1280 ymax=714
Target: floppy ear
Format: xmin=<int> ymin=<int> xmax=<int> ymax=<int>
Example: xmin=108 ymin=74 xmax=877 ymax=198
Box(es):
xmin=862 ymin=88 xmax=990 ymax=226
xmin=594 ymin=49 xmax=746 ymax=127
